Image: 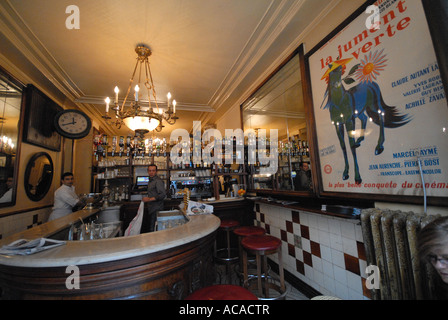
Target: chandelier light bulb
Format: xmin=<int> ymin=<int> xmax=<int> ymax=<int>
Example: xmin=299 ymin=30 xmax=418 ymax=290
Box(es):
xmin=167 ymin=92 xmax=171 ymax=110
xmin=114 ymin=86 xmax=119 ymax=103
xmin=135 ymin=85 xmax=140 ymax=101
xmin=173 ymin=100 xmax=177 ymax=114
xmin=105 ymin=97 xmax=110 ymax=113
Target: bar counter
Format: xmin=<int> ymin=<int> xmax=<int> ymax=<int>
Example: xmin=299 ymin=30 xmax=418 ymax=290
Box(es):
xmin=0 ymin=208 xmax=220 ymax=300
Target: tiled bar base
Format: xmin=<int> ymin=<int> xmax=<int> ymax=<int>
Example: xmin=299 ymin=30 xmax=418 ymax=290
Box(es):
xmin=254 ymin=202 xmax=371 ymax=300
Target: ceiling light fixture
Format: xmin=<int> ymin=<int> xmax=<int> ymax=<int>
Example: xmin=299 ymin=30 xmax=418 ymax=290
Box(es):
xmin=104 ymin=44 xmax=178 ymax=137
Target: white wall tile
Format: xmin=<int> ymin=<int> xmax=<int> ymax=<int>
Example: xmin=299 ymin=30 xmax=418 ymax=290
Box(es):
xmin=312 ymin=255 xmax=323 ymax=273
xmin=355 ymin=223 xmax=364 ymax=242
xmin=331 ymin=249 xmax=345 ymax=268
xmin=322 ymin=259 xmax=334 ymax=278
xmin=328 ymin=219 xmax=341 ymax=235
xmin=304 ymin=264 xmax=314 ymax=281
xmin=317 ymin=215 xmax=329 ymax=232
xmin=308 ymin=214 xmax=318 ymax=229
xmin=359 ymin=259 xmax=368 ymax=278
xmin=287 ymin=231 xmax=294 ymax=245
xmin=320 ymin=245 xmax=332 ymax=263
xmin=340 ymin=221 xmax=356 ymax=240
xmin=342 ymin=237 xmax=358 ymax=257
xmin=334 ymin=280 xmax=349 ymax=300
xmin=299 ymin=211 xmax=309 ymax=226
xmin=329 ymin=232 xmax=343 ymax=251
xmin=309 ymin=227 xmax=319 ymax=243
xmin=318 ymin=229 xmax=330 ymax=246
xmin=301 ymin=238 xmax=310 ymax=253
xmin=323 ymin=274 xmax=336 ymax=294
xmin=346 ymin=271 xmax=363 ymax=294
xmin=293 ymin=222 xmax=301 ymax=235
xmin=313 ymin=269 xmax=324 ymax=287
xmin=333 ymin=265 xmax=348 ymax=285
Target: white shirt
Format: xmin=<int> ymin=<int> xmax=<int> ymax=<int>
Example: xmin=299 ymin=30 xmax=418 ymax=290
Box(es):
xmin=48 ymin=185 xmax=79 ymax=221
xmin=0 ymin=188 xmax=12 ymax=203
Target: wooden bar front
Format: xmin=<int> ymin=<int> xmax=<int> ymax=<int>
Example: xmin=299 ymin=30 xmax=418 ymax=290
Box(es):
xmin=0 ymin=208 xmax=220 ymax=300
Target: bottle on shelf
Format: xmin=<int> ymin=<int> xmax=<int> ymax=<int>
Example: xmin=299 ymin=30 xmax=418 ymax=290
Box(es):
xmin=102 ymin=135 xmax=108 ymax=157
xmin=126 ymin=136 xmax=131 ymax=157
xmin=111 ymin=136 xmax=117 ymax=157
xmin=118 ymin=136 xmax=124 ymax=157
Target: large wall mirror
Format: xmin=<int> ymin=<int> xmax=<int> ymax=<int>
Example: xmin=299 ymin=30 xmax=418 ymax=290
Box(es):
xmin=242 ymin=46 xmax=312 ymax=193
xmin=24 ymin=152 xmax=54 ymax=202
xmin=0 ymin=69 xmax=23 ymax=206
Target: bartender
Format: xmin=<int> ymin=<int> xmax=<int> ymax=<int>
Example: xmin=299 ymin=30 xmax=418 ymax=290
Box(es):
xmin=141 ymin=164 xmax=166 ymax=233
xmin=294 ymin=162 xmax=312 ymax=191
xmin=48 ymin=172 xmax=84 ymax=221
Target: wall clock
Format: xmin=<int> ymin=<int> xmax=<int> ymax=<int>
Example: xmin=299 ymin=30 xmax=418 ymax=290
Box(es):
xmin=54 ymin=109 xmax=92 ymax=139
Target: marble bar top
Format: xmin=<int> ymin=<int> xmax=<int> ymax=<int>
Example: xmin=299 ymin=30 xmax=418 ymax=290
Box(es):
xmin=0 ymin=208 xmax=101 ymax=246
xmin=201 ymin=196 xmax=246 ymax=204
xmin=0 ymin=209 xmax=221 ymax=268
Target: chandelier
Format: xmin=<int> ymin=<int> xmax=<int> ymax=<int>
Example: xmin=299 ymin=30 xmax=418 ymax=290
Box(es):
xmin=104 ymin=44 xmax=178 ymax=136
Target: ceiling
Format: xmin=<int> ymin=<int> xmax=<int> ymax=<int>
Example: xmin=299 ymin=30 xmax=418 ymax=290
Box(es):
xmin=0 ymin=0 xmax=335 ymax=139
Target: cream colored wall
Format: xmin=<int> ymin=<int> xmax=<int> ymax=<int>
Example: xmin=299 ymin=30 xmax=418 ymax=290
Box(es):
xmin=72 ymin=130 xmax=94 ymax=195
xmin=0 ymin=51 xmax=89 ymax=237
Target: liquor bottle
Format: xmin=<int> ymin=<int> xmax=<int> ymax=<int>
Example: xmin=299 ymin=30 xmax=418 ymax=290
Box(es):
xmin=118 ymin=136 xmax=124 ymax=157
xmin=111 ymin=136 xmax=117 ymax=157
xmin=102 ymin=135 xmax=108 ymax=157
xmin=126 ymin=136 xmax=131 ymax=157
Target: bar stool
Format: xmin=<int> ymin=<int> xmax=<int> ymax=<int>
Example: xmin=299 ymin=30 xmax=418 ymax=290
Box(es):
xmin=233 ymin=226 xmax=266 ymax=280
xmin=214 ymin=220 xmax=240 ymax=282
xmin=185 ymin=284 xmax=258 ymax=300
xmin=241 ymin=235 xmax=286 ymax=300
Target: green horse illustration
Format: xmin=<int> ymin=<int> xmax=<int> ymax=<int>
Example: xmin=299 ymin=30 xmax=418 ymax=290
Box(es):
xmin=321 ymin=57 xmax=411 ymax=184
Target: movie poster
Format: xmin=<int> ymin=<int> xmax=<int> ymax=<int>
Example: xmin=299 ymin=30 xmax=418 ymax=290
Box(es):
xmin=307 ymin=0 xmax=447 ymax=197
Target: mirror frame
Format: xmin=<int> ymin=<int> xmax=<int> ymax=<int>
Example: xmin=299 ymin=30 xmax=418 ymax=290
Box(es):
xmin=241 ymin=44 xmax=315 ymax=196
xmin=24 ymin=152 xmax=54 ymax=202
xmin=0 ymin=67 xmax=25 ymax=208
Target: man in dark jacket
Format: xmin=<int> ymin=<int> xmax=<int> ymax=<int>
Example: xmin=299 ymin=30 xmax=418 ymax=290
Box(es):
xmin=141 ymin=164 xmax=166 ymax=233
xmin=294 ymin=162 xmax=312 ymax=191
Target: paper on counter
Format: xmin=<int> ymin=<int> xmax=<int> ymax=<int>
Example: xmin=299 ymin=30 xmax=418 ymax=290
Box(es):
xmin=186 ymin=201 xmax=213 ymax=215
xmin=0 ymin=238 xmax=66 ymax=256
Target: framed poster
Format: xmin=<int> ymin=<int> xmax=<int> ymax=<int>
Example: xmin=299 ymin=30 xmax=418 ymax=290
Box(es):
xmin=23 ymin=84 xmax=62 ymax=151
xmin=304 ymin=0 xmax=447 ymax=204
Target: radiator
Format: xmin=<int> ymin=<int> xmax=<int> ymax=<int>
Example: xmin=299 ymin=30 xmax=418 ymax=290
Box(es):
xmin=360 ymin=209 xmax=440 ymax=300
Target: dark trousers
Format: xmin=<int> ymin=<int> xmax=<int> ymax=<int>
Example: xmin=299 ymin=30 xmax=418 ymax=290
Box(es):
xmin=140 ymin=202 xmax=163 ymax=233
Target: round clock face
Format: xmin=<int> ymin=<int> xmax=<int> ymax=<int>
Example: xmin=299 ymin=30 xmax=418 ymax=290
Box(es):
xmin=54 ymin=109 xmax=92 ymax=139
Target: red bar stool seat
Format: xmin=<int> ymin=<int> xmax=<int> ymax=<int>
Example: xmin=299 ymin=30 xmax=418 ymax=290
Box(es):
xmin=214 ymin=219 xmax=240 ymax=283
xmin=233 ymin=226 xmax=266 ymax=281
xmin=220 ymin=220 xmax=240 ymax=229
xmin=185 ymin=284 xmax=258 ymax=300
xmin=234 ymin=226 xmax=266 ymax=237
xmin=241 ymin=235 xmax=286 ymax=300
